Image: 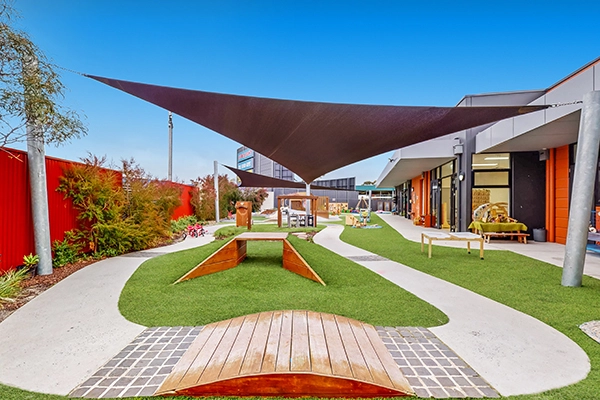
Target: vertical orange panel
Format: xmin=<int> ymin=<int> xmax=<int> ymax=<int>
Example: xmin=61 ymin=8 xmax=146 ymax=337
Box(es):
xmin=554 ymin=146 xmax=570 ymax=244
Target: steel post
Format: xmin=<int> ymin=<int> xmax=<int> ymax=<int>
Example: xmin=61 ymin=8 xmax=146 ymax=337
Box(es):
xmin=562 ymin=91 xmax=600 ymax=287
xmin=168 ymin=111 xmax=173 ymax=181
xmin=214 ymin=161 xmax=219 ymax=223
xmin=27 ymin=124 xmax=53 ymax=275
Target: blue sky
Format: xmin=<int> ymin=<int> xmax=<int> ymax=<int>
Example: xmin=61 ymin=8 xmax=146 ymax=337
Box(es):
xmin=10 ymin=1 xmax=600 ymax=185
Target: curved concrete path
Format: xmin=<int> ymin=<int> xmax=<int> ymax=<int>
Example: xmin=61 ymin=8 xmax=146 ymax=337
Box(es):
xmin=0 ymin=231 xmax=216 ymax=395
xmin=314 ymin=224 xmax=590 ymax=396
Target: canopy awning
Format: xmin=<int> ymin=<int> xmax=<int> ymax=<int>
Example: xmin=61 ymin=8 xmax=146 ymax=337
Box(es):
xmin=223 ymin=165 xmax=343 ymax=190
xmin=87 ymin=75 xmax=550 ymax=183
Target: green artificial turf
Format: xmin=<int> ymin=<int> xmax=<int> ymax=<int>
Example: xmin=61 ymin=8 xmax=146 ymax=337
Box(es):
xmin=119 ymin=226 xmax=448 ymax=327
xmin=341 ymin=214 xmax=600 ymax=400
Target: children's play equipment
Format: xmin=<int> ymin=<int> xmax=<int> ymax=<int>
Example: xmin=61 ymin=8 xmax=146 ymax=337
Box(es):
xmin=277 ymin=194 xmax=318 ymax=228
xmin=156 ymin=310 xmax=413 ymax=397
xmin=235 ymin=201 xmax=252 ymax=230
xmin=355 ymin=198 xmax=371 ymax=223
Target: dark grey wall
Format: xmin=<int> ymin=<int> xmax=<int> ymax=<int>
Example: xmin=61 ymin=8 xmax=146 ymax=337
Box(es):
xmin=511 ymin=152 xmax=546 ymax=233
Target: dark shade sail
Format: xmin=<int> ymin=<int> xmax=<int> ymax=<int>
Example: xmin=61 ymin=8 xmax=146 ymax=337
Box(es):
xmin=87 ymin=75 xmax=550 ymax=183
xmin=223 ymin=165 xmax=346 ymax=191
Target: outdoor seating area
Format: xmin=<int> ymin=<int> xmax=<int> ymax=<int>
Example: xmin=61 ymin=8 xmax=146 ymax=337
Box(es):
xmin=469 ymin=202 xmax=529 ymax=243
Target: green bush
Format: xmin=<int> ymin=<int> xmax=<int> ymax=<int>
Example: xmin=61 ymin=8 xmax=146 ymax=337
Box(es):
xmin=170 ymin=215 xmax=198 ymax=233
xmin=0 ymin=268 xmax=29 ymax=305
xmin=52 ymin=231 xmax=83 ymax=267
xmin=58 ymin=155 xmax=183 ymax=257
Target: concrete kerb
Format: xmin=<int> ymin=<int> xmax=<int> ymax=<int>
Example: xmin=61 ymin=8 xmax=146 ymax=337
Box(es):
xmin=0 ymin=230 xmax=216 ymax=396
xmin=313 ymin=224 xmax=590 ymax=396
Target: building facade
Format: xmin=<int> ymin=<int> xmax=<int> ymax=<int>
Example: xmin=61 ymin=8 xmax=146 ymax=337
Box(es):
xmin=377 ymin=57 xmax=600 ymax=243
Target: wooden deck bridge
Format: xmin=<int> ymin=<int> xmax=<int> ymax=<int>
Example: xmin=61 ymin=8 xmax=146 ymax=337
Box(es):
xmin=155 ymin=310 xmax=413 ymax=397
xmin=176 ymin=232 xmax=325 ymax=285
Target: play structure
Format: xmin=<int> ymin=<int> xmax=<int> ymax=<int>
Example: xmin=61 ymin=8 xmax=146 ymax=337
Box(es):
xmin=176 ymin=232 xmax=325 ymax=286
xmin=355 ymin=198 xmax=371 ymax=223
xmin=155 ymin=310 xmax=414 ymax=397
xmin=277 ymin=193 xmax=319 ymax=228
xmin=235 ymin=201 xmax=252 ymax=230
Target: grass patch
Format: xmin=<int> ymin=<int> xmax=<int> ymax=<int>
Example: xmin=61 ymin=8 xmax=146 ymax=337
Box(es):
xmin=119 ymin=230 xmax=447 ymax=327
xmin=341 ymin=214 xmax=600 ymax=400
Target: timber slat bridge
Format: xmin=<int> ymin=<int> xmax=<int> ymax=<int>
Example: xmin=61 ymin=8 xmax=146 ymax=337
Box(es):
xmin=176 ymin=232 xmax=325 ymax=285
xmin=155 ymin=310 xmax=414 ymax=397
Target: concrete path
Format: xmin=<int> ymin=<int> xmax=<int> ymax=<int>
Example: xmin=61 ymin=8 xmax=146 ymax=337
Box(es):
xmin=313 ymin=223 xmax=590 ymax=396
xmin=0 ymin=231 xmax=215 ymax=395
xmin=378 ymin=213 xmax=600 ymax=280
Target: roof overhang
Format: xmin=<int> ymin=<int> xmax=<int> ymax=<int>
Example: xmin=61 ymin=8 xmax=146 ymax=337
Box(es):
xmin=377 ymin=135 xmax=457 ymax=187
xmin=477 ymin=108 xmax=581 ymax=153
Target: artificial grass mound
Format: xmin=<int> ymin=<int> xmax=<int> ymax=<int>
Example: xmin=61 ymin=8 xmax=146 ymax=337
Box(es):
xmin=342 ymin=214 xmax=600 ymax=400
xmin=119 ymin=232 xmax=448 ymax=328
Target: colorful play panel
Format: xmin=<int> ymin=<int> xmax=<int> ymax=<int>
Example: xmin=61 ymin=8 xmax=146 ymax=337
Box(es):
xmin=155 ymin=310 xmax=414 ymax=397
xmin=175 ymin=232 xmax=325 ymax=285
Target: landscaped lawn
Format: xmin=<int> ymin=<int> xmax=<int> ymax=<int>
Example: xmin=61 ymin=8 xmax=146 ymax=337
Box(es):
xmin=119 ymin=223 xmax=447 ymax=327
xmin=341 ymin=214 xmax=600 ymax=400
xmin=3 ymin=216 xmax=600 ymax=399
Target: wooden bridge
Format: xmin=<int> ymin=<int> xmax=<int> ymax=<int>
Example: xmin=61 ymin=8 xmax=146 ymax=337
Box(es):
xmin=155 ymin=310 xmax=413 ymax=397
xmin=176 ymin=232 xmax=325 ymax=285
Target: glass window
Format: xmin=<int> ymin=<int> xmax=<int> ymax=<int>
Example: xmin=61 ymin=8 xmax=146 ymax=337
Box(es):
xmin=441 ymin=161 xmax=453 ymax=177
xmin=474 ymin=171 xmax=509 ymax=186
xmin=472 ymin=153 xmax=510 ymax=170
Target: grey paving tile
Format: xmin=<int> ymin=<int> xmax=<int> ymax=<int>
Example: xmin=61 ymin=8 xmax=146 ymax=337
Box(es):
xmin=69 ymin=387 xmax=90 ymax=397
xmin=139 ymin=385 xmax=159 ymax=396
xmin=413 ymin=387 xmax=432 ymax=397
xmin=83 ymin=388 xmax=106 ymax=398
xmin=428 ymin=387 xmax=449 ymax=398
xmin=99 ymin=388 xmax=123 ymax=398
xmin=121 ymin=387 xmax=142 ymax=397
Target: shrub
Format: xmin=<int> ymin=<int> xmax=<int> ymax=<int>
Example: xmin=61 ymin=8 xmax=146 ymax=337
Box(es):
xmin=0 ymin=268 xmax=29 ymax=305
xmin=170 ymin=215 xmax=198 ymax=233
xmin=58 ymin=155 xmax=182 ymax=257
xmin=52 ymin=231 xmax=83 ymax=267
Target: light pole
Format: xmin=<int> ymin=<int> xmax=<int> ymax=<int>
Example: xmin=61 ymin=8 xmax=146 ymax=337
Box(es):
xmin=168 ymin=111 xmax=173 ymax=181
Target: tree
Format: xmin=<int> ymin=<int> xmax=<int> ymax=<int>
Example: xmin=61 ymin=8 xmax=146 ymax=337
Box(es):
xmin=0 ymin=0 xmax=86 ymax=147
xmin=191 ymin=174 xmax=243 ymax=221
xmin=240 ymin=187 xmax=269 ymax=212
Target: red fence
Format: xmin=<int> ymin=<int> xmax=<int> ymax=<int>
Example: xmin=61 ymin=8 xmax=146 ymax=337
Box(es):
xmin=0 ymin=148 xmax=195 ymax=273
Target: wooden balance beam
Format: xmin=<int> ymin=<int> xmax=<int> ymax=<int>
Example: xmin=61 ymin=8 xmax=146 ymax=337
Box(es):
xmin=176 ymin=232 xmax=325 ymax=286
xmin=155 ymin=310 xmax=414 ymax=397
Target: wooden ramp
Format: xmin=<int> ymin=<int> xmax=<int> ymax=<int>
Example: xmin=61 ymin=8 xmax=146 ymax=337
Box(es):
xmin=176 ymin=232 xmax=325 ymax=285
xmin=155 ymin=311 xmax=413 ymax=397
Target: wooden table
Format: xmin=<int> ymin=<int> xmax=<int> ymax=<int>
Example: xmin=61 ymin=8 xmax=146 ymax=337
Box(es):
xmin=421 ymin=231 xmax=484 ymax=259
xmin=156 ymin=310 xmax=414 ymax=397
xmin=176 ymin=232 xmax=325 ymax=285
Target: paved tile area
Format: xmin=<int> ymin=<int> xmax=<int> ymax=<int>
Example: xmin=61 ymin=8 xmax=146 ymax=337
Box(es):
xmin=71 ymin=325 xmax=498 ymax=398
xmin=69 ymin=326 xmax=202 ymax=398
xmin=580 ymin=320 xmax=600 ymax=343
xmin=377 ymin=326 xmax=499 ymax=398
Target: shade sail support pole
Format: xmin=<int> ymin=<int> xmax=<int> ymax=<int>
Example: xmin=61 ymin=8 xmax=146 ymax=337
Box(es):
xmin=562 ymin=91 xmax=600 ymax=287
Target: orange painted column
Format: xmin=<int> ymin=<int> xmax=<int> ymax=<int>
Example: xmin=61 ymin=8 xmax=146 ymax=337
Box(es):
xmin=548 ymin=148 xmax=556 ymax=242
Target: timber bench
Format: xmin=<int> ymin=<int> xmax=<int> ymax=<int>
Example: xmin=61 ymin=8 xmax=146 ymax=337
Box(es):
xmin=421 ymin=231 xmax=484 ymax=259
xmin=482 ymin=232 xmax=529 ymax=244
